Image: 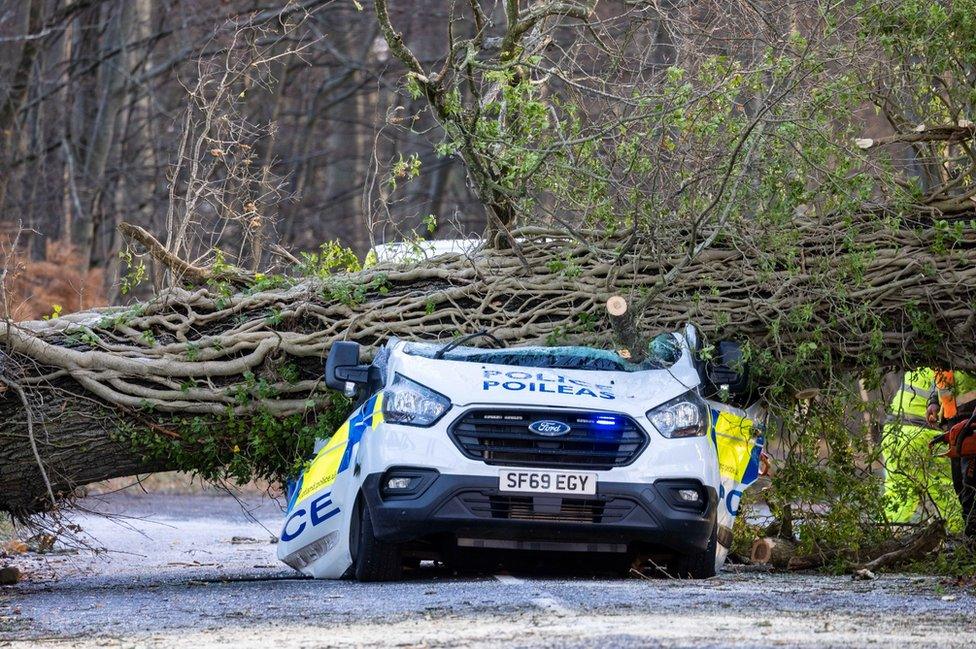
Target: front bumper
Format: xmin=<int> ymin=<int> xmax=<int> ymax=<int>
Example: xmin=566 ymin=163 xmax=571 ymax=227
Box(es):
xmin=361 ymin=471 xmax=717 ymax=554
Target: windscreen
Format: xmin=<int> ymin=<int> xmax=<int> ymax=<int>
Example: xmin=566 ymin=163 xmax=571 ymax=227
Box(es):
xmin=403 ymin=333 xmax=681 ymax=372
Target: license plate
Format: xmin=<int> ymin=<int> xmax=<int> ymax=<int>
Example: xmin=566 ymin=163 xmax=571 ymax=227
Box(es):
xmin=498 ymin=469 xmax=597 ymax=495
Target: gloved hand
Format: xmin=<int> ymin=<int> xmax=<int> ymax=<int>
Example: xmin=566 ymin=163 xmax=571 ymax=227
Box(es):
xmin=926 ymin=403 xmax=940 ymax=425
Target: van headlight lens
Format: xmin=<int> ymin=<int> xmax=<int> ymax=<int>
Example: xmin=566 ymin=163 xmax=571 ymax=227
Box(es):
xmin=383 ymin=374 xmax=451 ymax=426
xmin=646 ymin=393 xmax=709 ymax=438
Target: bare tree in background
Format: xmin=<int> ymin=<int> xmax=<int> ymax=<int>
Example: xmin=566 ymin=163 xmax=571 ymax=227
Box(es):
xmin=0 ymin=0 xmax=484 ymax=312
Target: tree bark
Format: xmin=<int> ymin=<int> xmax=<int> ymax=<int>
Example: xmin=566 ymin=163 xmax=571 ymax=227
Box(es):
xmin=606 ymin=296 xmax=639 ymax=360
xmin=0 ymin=0 xmax=43 ymax=212
xmin=0 ymin=374 xmax=167 ymax=516
xmin=71 ymin=0 xmax=136 ymax=272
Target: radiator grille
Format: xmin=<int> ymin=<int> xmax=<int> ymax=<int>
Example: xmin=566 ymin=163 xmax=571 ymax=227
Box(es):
xmin=449 ymin=409 xmax=648 ymax=469
xmin=457 ymin=491 xmax=638 ymax=524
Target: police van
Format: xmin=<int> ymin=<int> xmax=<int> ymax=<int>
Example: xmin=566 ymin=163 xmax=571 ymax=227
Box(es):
xmin=277 ymin=326 xmax=765 ymax=580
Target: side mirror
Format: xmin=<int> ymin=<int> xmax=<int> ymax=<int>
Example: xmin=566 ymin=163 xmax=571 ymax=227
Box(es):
xmin=704 ymin=340 xmax=751 ymax=402
xmin=325 ymin=342 xmax=370 ymax=395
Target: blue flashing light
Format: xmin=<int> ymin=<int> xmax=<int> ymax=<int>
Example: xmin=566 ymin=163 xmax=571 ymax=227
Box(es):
xmin=592 ymin=416 xmax=623 ymax=440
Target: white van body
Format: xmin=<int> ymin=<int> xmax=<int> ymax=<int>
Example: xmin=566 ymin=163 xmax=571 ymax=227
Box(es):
xmin=370 ymin=239 xmax=482 ymax=263
xmin=277 ymin=327 xmax=764 ymax=580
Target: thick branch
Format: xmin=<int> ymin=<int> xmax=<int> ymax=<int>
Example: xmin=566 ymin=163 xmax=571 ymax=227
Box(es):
xmin=857 ymin=124 xmax=976 ymax=149
xmin=119 ymin=222 xmax=255 ymax=286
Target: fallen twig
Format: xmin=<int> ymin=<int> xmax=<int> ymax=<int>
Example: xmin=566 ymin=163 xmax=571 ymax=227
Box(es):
xmin=857 ymin=519 xmax=945 ymax=572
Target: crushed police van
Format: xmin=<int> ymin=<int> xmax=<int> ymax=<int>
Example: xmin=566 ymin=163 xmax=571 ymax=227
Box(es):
xmin=277 ymin=326 xmax=765 ymax=580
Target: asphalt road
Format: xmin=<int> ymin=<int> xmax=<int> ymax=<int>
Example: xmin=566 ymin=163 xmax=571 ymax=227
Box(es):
xmin=2 ymin=493 xmax=975 ymax=648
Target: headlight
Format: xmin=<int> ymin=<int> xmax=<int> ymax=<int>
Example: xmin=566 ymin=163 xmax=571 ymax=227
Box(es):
xmin=382 ymin=374 xmax=451 ymax=426
xmin=646 ymin=392 xmax=709 ymax=438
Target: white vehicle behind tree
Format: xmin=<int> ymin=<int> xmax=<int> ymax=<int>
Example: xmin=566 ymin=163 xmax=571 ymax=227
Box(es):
xmin=277 ymin=326 xmax=765 ymax=580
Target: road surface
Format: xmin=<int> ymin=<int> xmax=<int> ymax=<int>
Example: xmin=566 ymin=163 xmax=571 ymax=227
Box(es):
xmin=2 ymin=493 xmax=975 ymax=648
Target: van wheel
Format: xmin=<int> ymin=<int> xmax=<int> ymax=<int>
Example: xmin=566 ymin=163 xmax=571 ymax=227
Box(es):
xmin=666 ymin=524 xmax=717 ymax=579
xmin=349 ymin=499 xmax=402 ymax=581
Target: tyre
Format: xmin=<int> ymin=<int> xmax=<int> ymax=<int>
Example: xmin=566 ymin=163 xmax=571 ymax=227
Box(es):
xmin=666 ymin=524 xmax=717 ymax=579
xmin=349 ymin=498 xmax=402 ymax=582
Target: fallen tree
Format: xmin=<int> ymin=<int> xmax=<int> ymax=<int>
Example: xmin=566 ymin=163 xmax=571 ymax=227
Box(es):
xmin=2 ymin=210 xmax=976 ymax=515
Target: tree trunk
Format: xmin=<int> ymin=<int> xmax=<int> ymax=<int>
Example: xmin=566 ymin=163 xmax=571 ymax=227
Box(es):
xmin=75 ymin=0 xmax=135 ymax=272
xmin=0 ymin=0 xmax=42 ymax=213
xmin=750 ymin=538 xmax=801 ymax=568
xmin=0 ymin=374 xmax=168 ymax=516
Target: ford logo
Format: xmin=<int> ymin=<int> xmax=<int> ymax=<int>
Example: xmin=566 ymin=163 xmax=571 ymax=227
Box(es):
xmin=528 ymin=420 xmax=572 ymax=436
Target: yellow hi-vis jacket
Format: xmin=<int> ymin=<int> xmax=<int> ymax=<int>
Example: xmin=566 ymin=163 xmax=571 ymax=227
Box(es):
xmin=883 ymin=368 xmax=958 ymax=525
xmin=888 ymin=368 xmax=936 ymax=425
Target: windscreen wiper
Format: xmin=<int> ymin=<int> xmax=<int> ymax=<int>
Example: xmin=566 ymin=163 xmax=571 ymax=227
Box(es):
xmin=433 ymin=329 xmax=505 ymax=359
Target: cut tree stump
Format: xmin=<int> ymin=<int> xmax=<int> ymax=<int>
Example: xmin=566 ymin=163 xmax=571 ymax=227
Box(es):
xmin=750 ymin=538 xmax=797 ymax=567
xmin=750 ymin=538 xmax=824 ymax=570
xmin=606 ymin=295 xmax=639 ymax=359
